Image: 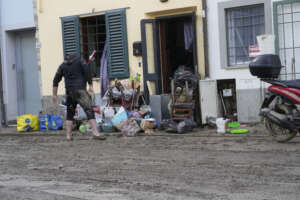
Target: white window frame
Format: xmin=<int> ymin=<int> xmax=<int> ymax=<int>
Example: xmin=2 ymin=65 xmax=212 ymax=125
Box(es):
xmin=218 ymin=0 xmax=272 ymax=69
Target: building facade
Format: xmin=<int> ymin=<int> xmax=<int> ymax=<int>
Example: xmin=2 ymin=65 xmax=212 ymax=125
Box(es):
xmin=202 ymin=0 xmax=299 ymax=123
xmin=36 ymin=0 xmax=206 ymax=115
xmin=0 ymin=0 xmax=41 ymax=125
xmin=1 ymin=0 xmax=296 ymax=126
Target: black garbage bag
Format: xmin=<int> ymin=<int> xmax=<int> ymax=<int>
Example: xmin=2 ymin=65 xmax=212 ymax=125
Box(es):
xmin=160 ymin=120 xmax=178 ymax=133
xmin=159 ymin=119 xmax=170 ymax=130
xmin=174 ymin=72 xmax=199 ymax=89
xmin=177 ymin=119 xmax=197 ymax=134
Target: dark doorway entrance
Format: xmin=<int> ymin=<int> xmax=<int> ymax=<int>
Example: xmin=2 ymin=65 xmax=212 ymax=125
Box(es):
xmin=158 ymin=15 xmax=196 ymax=93
xmin=141 ymin=13 xmax=200 ymax=123
xmin=141 ymin=13 xmax=198 ymax=97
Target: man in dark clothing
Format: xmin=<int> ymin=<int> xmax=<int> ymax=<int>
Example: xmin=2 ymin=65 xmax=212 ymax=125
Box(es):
xmin=52 ymin=53 xmax=105 ymax=140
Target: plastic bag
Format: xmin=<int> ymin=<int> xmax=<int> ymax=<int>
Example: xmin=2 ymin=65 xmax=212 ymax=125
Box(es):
xmin=165 ymin=120 xmax=178 ymax=133
xmin=177 ymin=119 xmax=197 ymax=134
xmin=48 ymin=115 xmax=63 ymax=130
xmin=39 ymin=114 xmax=63 ymax=131
xmin=140 ymin=105 xmax=151 ymax=113
xmin=95 ymin=113 xmax=103 ymax=124
xmin=17 ymin=114 xmax=39 ymax=132
xmin=127 ymin=111 xmax=141 ymax=119
xmin=159 ymin=119 xmax=172 ymax=130
xmin=112 ymin=107 xmax=128 ymax=130
xmin=119 ymin=120 xmax=141 ymax=137
xmin=123 ymin=89 xmax=134 ymax=101
xmin=39 ymin=114 xmax=50 ymax=132
xmin=103 ymin=107 xmax=115 ymax=123
xmin=101 ymin=122 xmax=115 ymax=133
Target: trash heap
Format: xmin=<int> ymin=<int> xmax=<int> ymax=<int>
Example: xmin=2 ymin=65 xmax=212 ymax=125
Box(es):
xmin=16 ymin=72 xmax=198 ymax=135
xmin=98 ymin=76 xmax=157 ymax=136
xmin=95 ymin=71 xmax=198 ymax=136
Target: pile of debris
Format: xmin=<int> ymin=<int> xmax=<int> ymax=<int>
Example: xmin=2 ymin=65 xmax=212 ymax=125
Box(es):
xmin=95 ymin=77 xmax=157 ymax=137
xmin=92 ymin=71 xmax=199 ymax=136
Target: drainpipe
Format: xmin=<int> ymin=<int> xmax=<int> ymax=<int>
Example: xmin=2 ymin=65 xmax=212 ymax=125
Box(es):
xmin=0 ymin=0 xmax=6 ymax=127
xmin=202 ymin=0 xmax=210 ymax=78
xmin=0 ymin=51 xmax=5 ymax=127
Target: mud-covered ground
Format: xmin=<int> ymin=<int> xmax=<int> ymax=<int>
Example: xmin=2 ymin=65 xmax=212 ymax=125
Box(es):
xmin=0 ymin=126 xmax=300 ymax=200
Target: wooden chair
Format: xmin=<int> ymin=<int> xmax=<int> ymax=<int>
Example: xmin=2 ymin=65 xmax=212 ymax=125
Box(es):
xmin=170 ymin=79 xmax=195 ymax=121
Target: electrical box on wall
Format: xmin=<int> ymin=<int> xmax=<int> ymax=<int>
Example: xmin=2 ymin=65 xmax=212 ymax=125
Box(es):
xmin=133 ymin=41 xmax=142 ymax=56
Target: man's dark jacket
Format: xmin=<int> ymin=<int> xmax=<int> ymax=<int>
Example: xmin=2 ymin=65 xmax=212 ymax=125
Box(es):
xmin=53 ymin=55 xmax=92 ymax=91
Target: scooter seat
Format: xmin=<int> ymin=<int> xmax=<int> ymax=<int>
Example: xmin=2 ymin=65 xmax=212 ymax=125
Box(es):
xmin=270 ymin=79 xmax=300 ymax=89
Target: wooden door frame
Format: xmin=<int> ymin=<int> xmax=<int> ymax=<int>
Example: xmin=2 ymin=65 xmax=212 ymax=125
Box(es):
xmin=158 ymin=20 xmax=168 ymax=93
xmin=141 ymin=19 xmax=162 ymax=103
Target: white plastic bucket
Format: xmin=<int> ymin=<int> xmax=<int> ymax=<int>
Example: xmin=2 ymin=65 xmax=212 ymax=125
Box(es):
xmin=216 ymin=118 xmax=229 ymax=134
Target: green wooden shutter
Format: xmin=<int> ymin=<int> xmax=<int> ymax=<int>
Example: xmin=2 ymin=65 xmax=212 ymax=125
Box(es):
xmin=61 ymin=16 xmax=80 ymax=58
xmin=106 ymin=9 xmax=129 ymax=79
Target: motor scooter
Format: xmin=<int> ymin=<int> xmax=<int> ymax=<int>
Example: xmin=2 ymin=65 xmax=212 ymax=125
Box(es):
xmin=249 ymin=54 xmax=299 ymax=142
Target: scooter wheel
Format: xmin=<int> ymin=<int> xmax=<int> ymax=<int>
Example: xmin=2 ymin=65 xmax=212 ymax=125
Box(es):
xmin=264 ymin=118 xmax=297 ymax=143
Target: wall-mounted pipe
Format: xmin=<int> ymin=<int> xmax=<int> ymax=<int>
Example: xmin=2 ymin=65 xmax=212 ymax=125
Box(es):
xmin=202 ymin=0 xmax=210 ymax=78
xmin=0 ymin=0 xmax=7 ymax=127
xmin=0 ymin=51 xmax=5 ymax=126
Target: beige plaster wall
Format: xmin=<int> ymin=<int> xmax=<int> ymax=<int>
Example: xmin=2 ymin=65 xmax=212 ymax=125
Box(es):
xmin=37 ymin=0 xmax=204 ymax=96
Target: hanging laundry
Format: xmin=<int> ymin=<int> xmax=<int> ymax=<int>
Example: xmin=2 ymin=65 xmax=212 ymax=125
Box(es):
xmin=184 ymin=21 xmax=194 ymax=52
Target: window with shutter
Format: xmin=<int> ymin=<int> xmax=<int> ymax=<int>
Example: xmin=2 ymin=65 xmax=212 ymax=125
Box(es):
xmin=106 ymin=9 xmax=130 ymax=79
xmin=61 ymin=9 xmax=129 ymax=79
xmin=80 ymin=15 xmax=106 ymax=78
xmin=61 ymin=16 xmax=80 ymax=58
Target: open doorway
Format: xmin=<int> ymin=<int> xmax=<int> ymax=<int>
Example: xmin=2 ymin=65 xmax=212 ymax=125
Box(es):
xmin=141 ymin=13 xmax=197 ymax=97
xmin=141 ymin=13 xmax=200 ymax=123
xmin=159 ymin=16 xmax=195 ymax=93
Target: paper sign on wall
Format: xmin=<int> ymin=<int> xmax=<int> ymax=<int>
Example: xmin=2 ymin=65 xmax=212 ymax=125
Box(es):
xmin=249 ymin=45 xmax=260 ymax=58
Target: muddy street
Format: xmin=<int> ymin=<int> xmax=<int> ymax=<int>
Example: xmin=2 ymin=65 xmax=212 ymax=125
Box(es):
xmin=0 ymin=131 xmax=300 ymax=200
